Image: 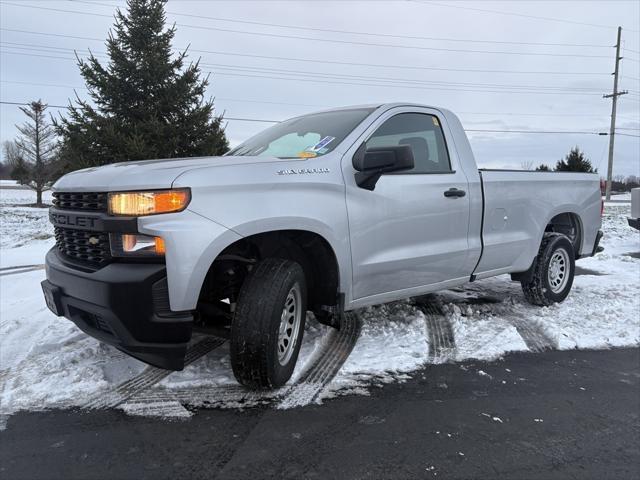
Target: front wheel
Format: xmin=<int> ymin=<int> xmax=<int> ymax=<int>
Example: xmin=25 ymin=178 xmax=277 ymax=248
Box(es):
xmin=521 ymin=233 xmax=575 ymax=306
xmin=230 ymin=258 xmax=307 ymax=389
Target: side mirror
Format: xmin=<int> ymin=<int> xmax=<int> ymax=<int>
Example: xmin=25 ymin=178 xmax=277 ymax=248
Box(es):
xmin=352 ymin=144 xmax=414 ymax=190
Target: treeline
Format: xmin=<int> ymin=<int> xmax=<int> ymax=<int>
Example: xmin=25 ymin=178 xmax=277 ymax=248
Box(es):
xmin=608 ymin=175 xmax=640 ymax=192
xmin=534 ymin=147 xmax=596 ymax=173
xmin=531 ymin=146 xmax=638 ymax=192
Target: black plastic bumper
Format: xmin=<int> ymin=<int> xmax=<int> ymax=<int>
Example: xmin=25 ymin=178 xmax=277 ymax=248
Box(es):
xmin=629 ymin=218 xmax=640 ymax=231
xmin=42 ymin=248 xmax=193 ymax=370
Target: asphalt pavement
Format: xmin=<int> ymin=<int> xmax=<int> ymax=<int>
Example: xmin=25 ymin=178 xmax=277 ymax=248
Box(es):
xmin=1 ymin=347 xmax=638 ymax=480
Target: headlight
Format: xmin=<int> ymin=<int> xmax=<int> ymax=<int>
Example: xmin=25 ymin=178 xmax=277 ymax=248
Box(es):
xmin=108 ymin=189 xmax=190 ymax=216
xmin=110 ymin=233 xmax=165 ymax=257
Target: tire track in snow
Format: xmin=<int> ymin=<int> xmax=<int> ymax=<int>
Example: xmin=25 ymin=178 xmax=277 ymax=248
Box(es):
xmin=505 ymin=315 xmax=557 ymax=353
xmin=85 ymin=336 xmax=226 ymax=409
xmin=120 ymin=399 xmax=193 ymax=418
xmin=0 ymin=264 xmax=44 ymax=272
xmin=418 ymin=303 xmax=457 ymax=363
xmin=0 ymin=266 xmax=45 ymax=277
xmin=278 ymin=312 xmax=362 ymax=409
xmin=126 ymin=385 xmax=279 ymax=412
xmin=119 ymin=314 xmax=362 ymax=414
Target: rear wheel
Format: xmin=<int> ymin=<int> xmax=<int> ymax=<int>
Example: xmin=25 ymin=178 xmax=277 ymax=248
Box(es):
xmin=230 ymin=258 xmax=307 ymax=389
xmin=521 ymin=233 xmax=575 ymax=306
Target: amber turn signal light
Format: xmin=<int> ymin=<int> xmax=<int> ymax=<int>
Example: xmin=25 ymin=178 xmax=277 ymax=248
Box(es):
xmin=108 ymin=189 xmax=190 ymax=216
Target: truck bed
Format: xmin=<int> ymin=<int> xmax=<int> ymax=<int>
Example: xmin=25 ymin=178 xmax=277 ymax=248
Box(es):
xmin=473 ymin=170 xmax=602 ymax=279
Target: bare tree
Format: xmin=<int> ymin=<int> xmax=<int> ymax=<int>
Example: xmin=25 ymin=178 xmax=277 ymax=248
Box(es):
xmin=6 ymin=100 xmax=59 ymax=206
xmin=520 ymin=160 xmax=534 ymax=171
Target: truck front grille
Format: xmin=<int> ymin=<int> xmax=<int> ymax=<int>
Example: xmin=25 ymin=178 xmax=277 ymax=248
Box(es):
xmin=54 ymin=227 xmax=111 ymax=266
xmin=52 ymin=192 xmax=108 ymax=212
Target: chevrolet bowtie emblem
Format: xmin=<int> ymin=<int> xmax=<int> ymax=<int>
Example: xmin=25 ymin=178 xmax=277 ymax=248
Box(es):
xmin=88 ymin=236 xmax=100 ymax=245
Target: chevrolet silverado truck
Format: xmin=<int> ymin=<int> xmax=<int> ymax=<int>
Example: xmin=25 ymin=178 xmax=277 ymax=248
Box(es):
xmin=42 ymin=103 xmax=603 ymax=389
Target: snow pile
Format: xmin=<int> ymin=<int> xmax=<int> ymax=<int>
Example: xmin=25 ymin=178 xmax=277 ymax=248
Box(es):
xmin=1 ymin=190 xmax=638 ymax=422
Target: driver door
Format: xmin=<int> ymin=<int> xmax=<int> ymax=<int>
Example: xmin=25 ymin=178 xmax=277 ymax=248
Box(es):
xmin=343 ymin=107 xmax=472 ymax=303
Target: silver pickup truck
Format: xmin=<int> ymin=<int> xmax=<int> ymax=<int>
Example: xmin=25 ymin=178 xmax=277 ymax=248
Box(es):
xmin=42 ymin=103 xmax=603 ymax=389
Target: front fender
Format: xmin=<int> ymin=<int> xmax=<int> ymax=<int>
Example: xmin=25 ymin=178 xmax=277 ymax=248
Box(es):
xmin=138 ymin=210 xmax=242 ymax=311
xmin=189 ymin=214 xmax=353 ymax=307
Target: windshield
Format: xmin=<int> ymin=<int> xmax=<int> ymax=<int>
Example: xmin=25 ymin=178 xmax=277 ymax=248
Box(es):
xmin=227 ymin=107 xmax=376 ymax=159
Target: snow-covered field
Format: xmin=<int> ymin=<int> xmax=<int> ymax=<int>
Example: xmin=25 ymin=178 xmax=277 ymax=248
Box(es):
xmin=1 ymin=188 xmax=638 ymax=427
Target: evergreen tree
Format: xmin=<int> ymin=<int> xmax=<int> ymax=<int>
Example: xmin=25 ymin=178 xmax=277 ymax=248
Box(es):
xmin=5 ymin=101 xmax=59 ymax=206
xmin=554 ymin=147 xmax=596 ymax=173
xmin=56 ymin=0 xmax=228 ymax=172
xmin=535 ymin=164 xmax=551 ymax=171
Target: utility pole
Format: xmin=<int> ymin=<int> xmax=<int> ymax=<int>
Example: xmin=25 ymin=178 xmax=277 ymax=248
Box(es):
xmin=603 ymin=26 xmax=628 ymax=201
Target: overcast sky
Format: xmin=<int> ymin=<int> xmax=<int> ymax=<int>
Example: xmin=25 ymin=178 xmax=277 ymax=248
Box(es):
xmin=1 ymin=0 xmax=639 ymax=176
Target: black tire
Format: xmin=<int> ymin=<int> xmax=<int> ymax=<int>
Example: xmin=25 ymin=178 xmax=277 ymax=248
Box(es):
xmin=521 ymin=233 xmax=575 ymax=306
xmin=230 ymin=258 xmax=307 ymax=389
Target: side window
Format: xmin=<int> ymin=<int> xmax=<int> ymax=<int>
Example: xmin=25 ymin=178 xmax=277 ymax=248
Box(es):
xmin=366 ymin=113 xmax=452 ymax=174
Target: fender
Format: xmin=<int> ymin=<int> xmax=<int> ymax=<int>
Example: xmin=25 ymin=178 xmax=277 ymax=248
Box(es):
xmin=187 ymin=214 xmax=353 ymax=308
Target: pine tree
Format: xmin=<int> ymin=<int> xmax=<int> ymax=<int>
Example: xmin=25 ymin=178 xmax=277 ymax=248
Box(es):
xmin=554 ymin=147 xmax=596 ymax=173
xmin=535 ymin=164 xmax=551 ymax=171
xmin=5 ymin=101 xmax=59 ymax=206
xmin=55 ymin=0 xmax=228 ymax=172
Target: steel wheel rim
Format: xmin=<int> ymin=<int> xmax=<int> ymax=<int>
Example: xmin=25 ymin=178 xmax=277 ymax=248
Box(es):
xmin=277 ymin=283 xmax=302 ymax=366
xmin=548 ymin=248 xmax=570 ymax=293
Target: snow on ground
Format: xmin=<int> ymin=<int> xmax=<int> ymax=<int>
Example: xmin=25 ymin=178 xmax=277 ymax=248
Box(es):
xmin=1 ymin=190 xmax=638 ymax=425
xmin=0 ymin=188 xmax=53 ymax=250
xmin=606 ymin=192 xmax=632 ymax=202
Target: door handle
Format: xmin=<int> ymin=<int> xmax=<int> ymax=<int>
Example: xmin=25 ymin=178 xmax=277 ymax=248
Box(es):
xmin=444 ymin=188 xmax=466 ymax=198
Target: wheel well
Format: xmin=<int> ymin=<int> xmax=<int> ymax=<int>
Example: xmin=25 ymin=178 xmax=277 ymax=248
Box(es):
xmin=545 ymin=212 xmax=583 ymax=258
xmin=198 ymin=230 xmax=340 ymax=316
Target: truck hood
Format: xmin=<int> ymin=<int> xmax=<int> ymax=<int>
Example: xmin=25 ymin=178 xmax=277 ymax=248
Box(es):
xmin=53 ymin=155 xmax=293 ymax=192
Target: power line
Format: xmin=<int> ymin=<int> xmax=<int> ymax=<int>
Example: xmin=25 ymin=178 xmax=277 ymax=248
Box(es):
xmin=412 ymin=0 xmax=626 ymax=31
xmin=202 ymin=62 xmax=607 ymax=92
xmin=0 ymin=49 xmax=611 ymax=96
xmin=460 ymin=111 xmax=614 ymax=118
xmin=0 ymin=81 xmax=327 ymax=108
xmin=2 ymin=81 xmax=621 ymax=119
xmin=0 ymin=100 xmax=275 ymax=123
xmin=199 ymin=69 xmax=612 ymax=96
xmin=0 ymin=45 xmax=609 ymax=93
xmin=465 ymin=129 xmax=607 ymax=135
xmin=0 ymin=76 xmax=605 ymax=95
xmin=0 ymin=28 xmax=614 ymax=76
xmin=2 ymin=82 xmax=622 ymax=120
xmin=0 ymin=101 xmax=616 ymax=135
xmin=67 ymin=0 xmax=613 ymax=49
xmin=0 ymin=2 xmax=613 ymax=59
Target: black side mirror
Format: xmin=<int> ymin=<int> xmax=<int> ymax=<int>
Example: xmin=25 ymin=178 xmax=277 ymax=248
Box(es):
xmin=352 ymin=144 xmax=414 ymax=190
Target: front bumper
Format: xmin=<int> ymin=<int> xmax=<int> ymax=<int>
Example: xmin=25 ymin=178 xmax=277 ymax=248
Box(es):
xmin=42 ymin=248 xmax=193 ymax=370
xmin=628 ymin=218 xmax=640 ymax=230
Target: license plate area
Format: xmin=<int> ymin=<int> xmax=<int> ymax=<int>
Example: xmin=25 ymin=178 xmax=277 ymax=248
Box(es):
xmin=41 ymin=280 xmax=63 ymax=316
